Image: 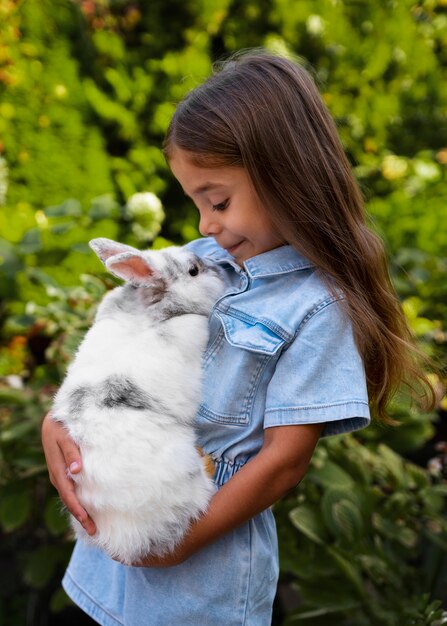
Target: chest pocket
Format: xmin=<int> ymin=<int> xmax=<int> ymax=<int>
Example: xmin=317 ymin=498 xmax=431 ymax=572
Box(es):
xmin=198 ymin=311 xmax=286 ymax=426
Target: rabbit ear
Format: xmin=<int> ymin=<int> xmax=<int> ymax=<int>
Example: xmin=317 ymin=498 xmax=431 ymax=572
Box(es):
xmin=105 ymin=251 xmax=158 ymax=285
xmin=89 ymin=238 xmax=138 ymax=265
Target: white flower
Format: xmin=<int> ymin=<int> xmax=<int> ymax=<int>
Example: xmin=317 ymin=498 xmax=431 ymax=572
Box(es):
xmin=413 ymin=160 xmax=440 ymax=182
xmin=125 ymin=192 xmax=165 ymax=242
xmin=126 ymin=192 xmax=164 ymax=219
xmin=6 ymin=375 xmax=24 ymax=390
xmin=382 ymin=155 xmax=408 ymax=180
xmin=306 ymin=15 xmax=325 ymax=36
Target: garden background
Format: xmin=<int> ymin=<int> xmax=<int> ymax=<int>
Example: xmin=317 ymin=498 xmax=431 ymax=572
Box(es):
xmin=1 ymin=0 xmax=447 ymax=624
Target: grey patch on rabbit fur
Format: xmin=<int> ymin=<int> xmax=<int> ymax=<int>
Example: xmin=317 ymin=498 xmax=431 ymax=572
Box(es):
xmin=161 ymin=304 xmax=209 ymax=321
xmin=68 ymin=386 xmax=92 ymax=418
xmin=125 ymin=280 xmax=211 ymax=322
xmin=67 ymin=378 xmax=172 ymax=418
xmin=162 ymin=253 xmax=185 ymax=279
xmin=98 ymin=281 xmax=167 ymax=318
xmin=99 ymin=376 xmax=156 ymax=411
xmin=138 ymin=279 xmax=168 ymax=308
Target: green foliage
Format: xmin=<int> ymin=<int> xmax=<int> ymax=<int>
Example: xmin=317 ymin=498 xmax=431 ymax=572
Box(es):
xmin=0 ymin=377 xmax=74 ymax=625
xmin=0 ymin=0 xmax=113 ymax=209
xmin=0 ymin=0 xmax=446 ymax=624
xmin=276 ymin=436 xmax=447 ymax=625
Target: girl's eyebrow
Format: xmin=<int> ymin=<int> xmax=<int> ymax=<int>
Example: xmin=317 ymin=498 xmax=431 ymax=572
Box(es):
xmin=191 ymin=182 xmax=225 ymax=195
xmin=181 ymin=182 xmax=227 ymax=199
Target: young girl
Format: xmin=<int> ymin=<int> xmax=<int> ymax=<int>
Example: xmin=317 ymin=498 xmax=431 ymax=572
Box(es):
xmin=41 ymin=50 xmax=434 ymax=625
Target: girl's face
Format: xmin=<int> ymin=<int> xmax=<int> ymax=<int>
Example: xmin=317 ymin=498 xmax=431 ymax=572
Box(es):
xmin=169 ymin=148 xmax=283 ymax=266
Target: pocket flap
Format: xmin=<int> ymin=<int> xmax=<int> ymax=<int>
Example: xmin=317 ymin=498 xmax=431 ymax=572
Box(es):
xmin=216 ymin=311 xmax=285 ymax=355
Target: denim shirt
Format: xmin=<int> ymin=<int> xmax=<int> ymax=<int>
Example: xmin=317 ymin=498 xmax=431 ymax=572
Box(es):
xmin=187 ymin=237 xmax=370 ymax=486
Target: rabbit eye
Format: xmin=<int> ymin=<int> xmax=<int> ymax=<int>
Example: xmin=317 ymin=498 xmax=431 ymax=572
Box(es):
xmin=188 ymin=265 xmax=199 ymax=277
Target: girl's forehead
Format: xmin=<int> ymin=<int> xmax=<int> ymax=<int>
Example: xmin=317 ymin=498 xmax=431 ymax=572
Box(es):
xmin=169 ymin=148 xmax=222 ymax=173
xmin=169 ymin=148 xmax=244 ymax=193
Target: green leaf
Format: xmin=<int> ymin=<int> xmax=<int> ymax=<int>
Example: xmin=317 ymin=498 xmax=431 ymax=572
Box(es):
xmin=372 ymin=514 xmax=418 ymax=548
xmin=44 ymin=498 xmax=69 ymax=536
xmin=377 ymin=444 xmax=406 ymax=486
xmin=44 ymin=199 xmax=82 ymax=217
xmin=358 ymin=554 xmax=395 ymax=586
xmin=326 ymin=546 xmax=367 ymax=600
xmin=421 ymin=527 xmax=447 ymax=551
xmin=88 ymin=194 xmax=120 ymax=220
xmin=294 ymin=580 xmax=365 ymax=611
xmin=332 ymin=499 xmax=364 ymax=542
xmin=50 ymin=587 xmax=73 ymax=612
xmin=321 ymin=488 xmax=365 ymax=542
xmin=24 ymin=546 xmax=59 ymax=589
xmin=308 ymin=459 xmax=355 ymax=489
xmin=288 ymin=599 xmax=361 ymax=620
xmin=406 ymin=463 xmax=430 ymax=490
xmin=0 ymin=420 xmax=35 ymax=442
xmin=18 ymin=228 xmax=42 ymax=254
xmin=420 ymin=487 xmax=445 ymax=513
xmin=0 ymin=388 xmax=27 ymax=406
xmin=289 ymin=505 xmax=328 ymax=545
xmin=0 ymin=490 xmax=32 ymax=531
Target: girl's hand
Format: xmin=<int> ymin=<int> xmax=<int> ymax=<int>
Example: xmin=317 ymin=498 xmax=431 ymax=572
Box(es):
xmin=119 ymin=423 xmax=324 ymax=569
xmin=127 ymin=548 xmax=187 ymax=569
xmin=41 ymin=412 xmax=96 ymax=536
xmin=113 ymin=534 xmax=192 ymax=568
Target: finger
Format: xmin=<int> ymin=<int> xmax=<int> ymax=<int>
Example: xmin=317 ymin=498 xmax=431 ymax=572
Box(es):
xmin=59 ymin=479 xmax=97 ymax=536
xmin=42 ymin=418 xmax=96 ymax=535
xmin=42 ymin=420 xmax=67 ymax=486
xmin=48 ymin=455 xmax=97 ymax=535
xmin=54 ymin=456 xmax=97 ymax=535
xmin=42 ymin=415 xmax=82 ymax=475
xmin=56 ymin=427 xmax=82 ymax=475
xmin=57 ymin=441 xmax=97 ymax=534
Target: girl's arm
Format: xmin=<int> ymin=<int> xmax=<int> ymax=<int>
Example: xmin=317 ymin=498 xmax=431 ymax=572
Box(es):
xmin=42 ymin=413 xmax=322 ymax=565
xmin=41 ymin=414 xmax=97 ymax=535
xmin=135 ymin=422 xmax=324 ymax=568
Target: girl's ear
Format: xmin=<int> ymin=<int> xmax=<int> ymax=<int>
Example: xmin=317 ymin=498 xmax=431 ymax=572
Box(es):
xmin=89 ymin=238 xmax=138 ymax=264
xmin=105 ymin=252 xmax=158 ymax=285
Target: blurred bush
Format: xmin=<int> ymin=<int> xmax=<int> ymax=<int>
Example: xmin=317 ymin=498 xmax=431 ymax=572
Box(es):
xmin=276 ymin=435 xmax=447 ymax=625
xmin=0 ymin=0 xmax=446 ymax=624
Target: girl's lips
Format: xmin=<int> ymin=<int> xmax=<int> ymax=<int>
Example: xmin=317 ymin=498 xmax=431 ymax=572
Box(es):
xmin=225 ymin=240 xmax=244 ymax=255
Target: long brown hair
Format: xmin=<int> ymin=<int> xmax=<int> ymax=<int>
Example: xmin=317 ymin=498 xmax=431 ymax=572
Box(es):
xmin=163 ymin=49 xmax=435 ymax=421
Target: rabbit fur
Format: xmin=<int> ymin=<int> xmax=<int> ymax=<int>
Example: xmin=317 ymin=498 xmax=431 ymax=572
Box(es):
xmin=51 ymin=238 xmax=225 ymax=564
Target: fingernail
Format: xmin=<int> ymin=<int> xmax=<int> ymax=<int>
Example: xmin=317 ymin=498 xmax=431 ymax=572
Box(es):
xmin=69 ymin=461 xmax=80 ymax=472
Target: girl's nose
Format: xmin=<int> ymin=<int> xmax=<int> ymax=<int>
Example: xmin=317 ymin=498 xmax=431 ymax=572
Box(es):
xmin=199 ymin=212 xmax=221 ymax=237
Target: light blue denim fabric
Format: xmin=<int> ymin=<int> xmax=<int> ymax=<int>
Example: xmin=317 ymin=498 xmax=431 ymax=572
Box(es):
xmin=62 ymin=238 xmax=370 ymax=625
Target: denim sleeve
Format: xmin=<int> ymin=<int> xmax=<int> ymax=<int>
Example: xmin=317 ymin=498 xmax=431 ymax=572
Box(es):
xmin=184 ymin=238 xmax=203 ymax=253
xmin=184 ymin=237 xmax=220 ymax=257
xmin=264 ymin=298 xmax=370 ymax=437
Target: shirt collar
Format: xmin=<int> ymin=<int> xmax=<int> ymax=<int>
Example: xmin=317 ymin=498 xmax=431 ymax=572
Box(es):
xmin=201 ymin=238 xmax=314 ymax=278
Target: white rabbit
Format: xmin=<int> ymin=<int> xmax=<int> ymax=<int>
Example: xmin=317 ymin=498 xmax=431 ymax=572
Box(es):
xmin=51 ymin=237 xmax=225 ymax=564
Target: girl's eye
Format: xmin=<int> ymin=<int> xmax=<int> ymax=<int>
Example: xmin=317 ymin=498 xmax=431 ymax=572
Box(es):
xmin=211 ymin=199 xmax=229 ymax=212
